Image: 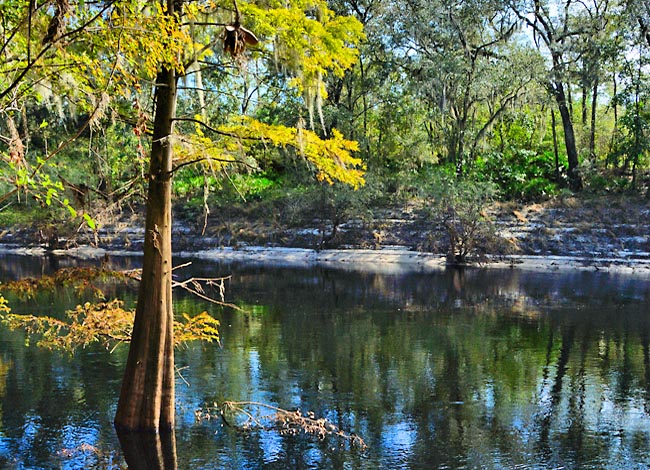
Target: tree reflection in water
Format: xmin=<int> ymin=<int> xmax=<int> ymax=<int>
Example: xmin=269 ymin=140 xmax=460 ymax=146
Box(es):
xmin=2 ymin=255 xmax=650 ymax=468
xmin=117 ymin=430 xmax=177 ymax=470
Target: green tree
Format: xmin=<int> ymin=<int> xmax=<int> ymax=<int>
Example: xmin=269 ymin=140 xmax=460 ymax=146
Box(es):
xmin=508 ymin=0 xmax=593 ymax=190
xmin=1 ymin=0 xmax=364 ymax=433
xmin=611 ymin=49 xmax=650 ymax=187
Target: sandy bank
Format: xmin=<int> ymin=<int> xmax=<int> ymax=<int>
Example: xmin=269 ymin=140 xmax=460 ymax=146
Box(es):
xmin=3 ymin=243 xmax=650 ymax=277
xmin=183 ymin=246 xmax=650 ymax=276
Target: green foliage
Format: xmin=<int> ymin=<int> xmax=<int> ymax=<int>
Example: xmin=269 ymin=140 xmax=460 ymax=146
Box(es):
xmin=609 ymin=84 xmax=650 ymax=182
xmin=419 ymin=171 xmax=505 ymax=264
xmin=1 ymin=0 xmax=366 ymax=233
xmin=283 ymin=182 xmax=371 ymax=248
xmin=225 ymin=174 xmax=278 ymax=200
xmin=476 ymin=149 xmax=565 ymax=201
xmin=2 ymin=0 xmax=650 ymax=250
xmin=0 ymin=204 xmax=50 ymax=227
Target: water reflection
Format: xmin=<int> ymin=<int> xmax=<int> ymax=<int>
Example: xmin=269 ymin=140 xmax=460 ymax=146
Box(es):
xmin=1 ymin=254 xmax=650 ymax=468
xmin=117 ymin=430 xmax=177 ymax=469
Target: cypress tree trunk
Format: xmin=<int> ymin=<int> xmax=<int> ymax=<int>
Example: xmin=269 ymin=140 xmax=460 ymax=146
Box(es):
xmin=118 ymin=430 xmax=177 ymax=468
xmin=114 ymin=63 xmax=177 ymax=432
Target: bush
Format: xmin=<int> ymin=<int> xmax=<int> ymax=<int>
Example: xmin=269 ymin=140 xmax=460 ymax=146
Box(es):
xmin=420 ymin=173 xmax=507 ymax=264
xmin=476 ymin=149 xmax=565 ymax=200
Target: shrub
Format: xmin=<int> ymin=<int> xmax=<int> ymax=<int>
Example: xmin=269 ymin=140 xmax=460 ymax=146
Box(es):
xmin=420 ymin=174 xmax=506 ymax=264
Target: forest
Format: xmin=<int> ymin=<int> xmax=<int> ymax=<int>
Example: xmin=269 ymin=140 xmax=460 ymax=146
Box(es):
xmin=1 ymin=0 xmax=649 ymax=244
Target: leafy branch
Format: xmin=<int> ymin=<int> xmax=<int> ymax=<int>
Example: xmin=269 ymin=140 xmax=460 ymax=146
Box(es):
xmin=0 ymin=299 xmax=221 ymax=353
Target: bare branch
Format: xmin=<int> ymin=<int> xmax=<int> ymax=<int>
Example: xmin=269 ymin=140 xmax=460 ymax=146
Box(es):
xmin=196 ymin=401 xmax=367 ymax=449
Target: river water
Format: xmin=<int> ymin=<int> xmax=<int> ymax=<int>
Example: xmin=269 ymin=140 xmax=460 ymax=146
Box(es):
xmin=1 ymin=253 xmax=650 ymax=469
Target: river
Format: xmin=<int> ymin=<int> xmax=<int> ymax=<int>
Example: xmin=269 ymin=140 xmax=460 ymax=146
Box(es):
xmin=1 ymin=253 xmax=650 ymax=469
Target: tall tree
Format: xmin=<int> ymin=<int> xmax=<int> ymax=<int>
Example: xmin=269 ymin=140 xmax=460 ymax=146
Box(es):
xmin=627 ymin=0 xmax=650 ymax=46
xmin=1 ymin=0 xmax=364 ymax=433
xmin=388 ymin=0 xmax=536 ymax=175
xmin=113 ymin=0 xmax=179 ymax=431
xmin=508 ymin=0 xmax=606 ymax=190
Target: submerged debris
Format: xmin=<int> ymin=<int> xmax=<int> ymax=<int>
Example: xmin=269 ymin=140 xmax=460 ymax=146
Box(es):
xmin=195 ymin=401 xmax=367 ymax=450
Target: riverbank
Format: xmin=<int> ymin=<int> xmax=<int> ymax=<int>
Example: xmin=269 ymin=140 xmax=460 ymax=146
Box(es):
xmin=1 ymin=194 xmax=649 ymax=276
xmin=3 ymin=243 xmax=650 ymax=277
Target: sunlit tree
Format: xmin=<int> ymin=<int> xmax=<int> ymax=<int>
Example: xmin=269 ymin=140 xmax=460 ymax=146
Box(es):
xmin=1 ymin=0 xmax=364 ymax=432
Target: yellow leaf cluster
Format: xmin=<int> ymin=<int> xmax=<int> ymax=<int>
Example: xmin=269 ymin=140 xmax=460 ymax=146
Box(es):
xmin=0 ymin=299 xmax=221 ymax=354
xmin=0 ymin=299 xmax=133 ymax=353
xmin=0 ymin=267 xmax=130 ymax=300
xmin=0 ymin=295 xmax=10 ymax=315
xmin=241 ymin=0 xmax=364 ymax=91
xmin=216 ymin=117 xmax=365 ymax=188
xmin=174 ymin=312 xmax=221 ymax=347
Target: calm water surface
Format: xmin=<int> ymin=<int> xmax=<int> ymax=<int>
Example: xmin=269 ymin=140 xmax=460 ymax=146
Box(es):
xmin=1 ymin=253 xmax=650 ymax=469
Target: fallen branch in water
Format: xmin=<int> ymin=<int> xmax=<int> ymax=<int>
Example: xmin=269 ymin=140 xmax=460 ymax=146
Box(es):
xmin=195 ymin=401 xmax=367 ymax=450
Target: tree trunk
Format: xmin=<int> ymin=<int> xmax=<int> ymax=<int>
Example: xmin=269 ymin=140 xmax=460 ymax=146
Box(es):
xmin=117 ymin=429 xmax=177 ymax=469
xmin=638 ymin=16 xmax=650 ymax=47
xmin=609 ymin=71 xmax=618 ymax=163
xmin=551 ymin=108 xmax=560 ymax=183
xmin=552 ymin=81 xmax=582 ymax=190
xmin=581 ymin=79 xmax=588 ymax=127
xmin=114 ymin=64 xmax=177 ymax=432
xmin=359 ymin=54 xmax=369 ymax=154
xmin=589 ymin=77 xmax=598 ymax=159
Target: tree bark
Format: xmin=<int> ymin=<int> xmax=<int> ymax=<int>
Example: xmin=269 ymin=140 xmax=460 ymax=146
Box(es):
xmin=589 ymin=77 xmax=598 ymax=159
xmin=551 ymin=108 xmax=560 ymax=183
xmin=581 ymin=79 xmax=588 ymax=127
xmin=551 ymin=81 xmax=582 ymax=190
xmin=114 ymin=63 xmax=177 ymax=432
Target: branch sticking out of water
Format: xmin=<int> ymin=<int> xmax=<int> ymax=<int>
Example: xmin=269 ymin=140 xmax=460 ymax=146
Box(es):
xmin=195 ymin=401 xmax=367 ymax=450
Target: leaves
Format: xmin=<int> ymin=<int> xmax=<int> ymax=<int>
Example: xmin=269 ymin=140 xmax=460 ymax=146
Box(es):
xmin=0 ymin=267 xmax=131 ymax=299
xmin=175 ymin=312 xmax=221 ymax=346
xmin=1 ymin=300 xmax=133 ymax=352
xmin=177 ymin=116 xmax=365 ymax=188
xmin=0 ymin=300 xmax=221 ymax=353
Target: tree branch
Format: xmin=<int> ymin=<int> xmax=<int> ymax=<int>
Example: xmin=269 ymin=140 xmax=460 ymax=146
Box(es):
xmin=172 ymin=117 xmax=263 ymax=141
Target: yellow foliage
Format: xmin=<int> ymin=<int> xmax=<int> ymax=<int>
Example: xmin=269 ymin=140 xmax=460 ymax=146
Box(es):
xmin=0 ymin=267 xmax=132 ymax=300
xmin=241 ymin=0 xmax=364 ymax=88
xmin=0 ymin=295 xmax=10 ymax=314
xmin=0 ymin=300 xmax=221 ymax=353
xmin=212 ymin=117 xmax=365 ymax=188
xmin=174 ymin=312 xmax=221 ymax=347
xmin=1 ymin=299 xmax=133 ymax=352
